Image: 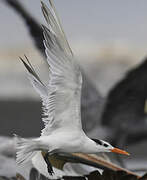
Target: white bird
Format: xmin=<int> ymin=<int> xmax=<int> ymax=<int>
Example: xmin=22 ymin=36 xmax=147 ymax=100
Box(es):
xmin=16 ymin=0 xmax=129 ymax=175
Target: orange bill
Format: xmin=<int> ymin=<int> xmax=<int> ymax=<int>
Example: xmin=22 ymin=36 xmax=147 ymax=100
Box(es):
xmin=111 ymin=148 xmax=130 ymax=156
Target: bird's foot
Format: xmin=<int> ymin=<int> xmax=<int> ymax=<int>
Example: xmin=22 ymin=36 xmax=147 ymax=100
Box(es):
xmin=47 ymin=165 xmax=54 ymax=176
xmin=44 ymin=152 xmax=54 ymax=176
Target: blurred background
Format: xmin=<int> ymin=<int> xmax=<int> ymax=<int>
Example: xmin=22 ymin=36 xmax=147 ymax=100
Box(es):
xmin=0 ymin=0 xmax=147 ymax=136
xmin=1 ymin=0 xmax=147 ymax=134
xmin=0 ymin=0 xmax=147 ymax=177
xmin=1 ymin=0 xmax=147 ymax=98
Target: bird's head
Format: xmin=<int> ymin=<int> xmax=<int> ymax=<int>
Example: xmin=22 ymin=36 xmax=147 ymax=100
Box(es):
xmin=92 ymin=139 xmax=129 ymax=155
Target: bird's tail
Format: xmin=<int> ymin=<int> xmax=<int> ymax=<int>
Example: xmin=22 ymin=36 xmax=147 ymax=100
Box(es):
xmin=15 ymin=135 xmax=41 ymax=165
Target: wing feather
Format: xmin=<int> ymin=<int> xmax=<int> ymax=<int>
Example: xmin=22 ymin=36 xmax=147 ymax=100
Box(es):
xmin=21 ymin=1 xmax=83 ymax=136
xmin=41 ymin=0 xmax=73 ymax=57
xmin=20 ymin=56 xmax=48 ymax=97
xmin=41 ymin=0 xmax=82 ymax=135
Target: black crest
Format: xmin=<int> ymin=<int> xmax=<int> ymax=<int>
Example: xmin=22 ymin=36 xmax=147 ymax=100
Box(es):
xmin=92 ymin=139 xmax=103 ymax=145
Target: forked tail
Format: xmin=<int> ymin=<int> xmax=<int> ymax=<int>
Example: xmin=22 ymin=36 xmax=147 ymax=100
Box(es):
xmin=15 ymin=135 xmax=41 ymax=165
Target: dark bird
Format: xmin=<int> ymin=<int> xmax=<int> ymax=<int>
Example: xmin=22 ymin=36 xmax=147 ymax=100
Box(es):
xmin=102 ymin=58 xmax=147 ymax=148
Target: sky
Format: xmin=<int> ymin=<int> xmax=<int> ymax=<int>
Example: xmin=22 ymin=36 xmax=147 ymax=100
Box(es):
xmin=1 ymin=0 xmax=147 ymax=56
xmin=0 ymin=0 xmax=147 ymax=98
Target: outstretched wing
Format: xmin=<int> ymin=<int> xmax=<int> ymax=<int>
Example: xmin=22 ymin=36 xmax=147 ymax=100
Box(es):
xmin=21 ymin=0 xmax=83 ymax=136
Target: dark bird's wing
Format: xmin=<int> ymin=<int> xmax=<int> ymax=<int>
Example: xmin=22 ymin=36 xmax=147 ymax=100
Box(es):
xmin=2 ymin=0 xmax=44 ymax=54
xmin=102 ymin=58 xmax=147 ymax=145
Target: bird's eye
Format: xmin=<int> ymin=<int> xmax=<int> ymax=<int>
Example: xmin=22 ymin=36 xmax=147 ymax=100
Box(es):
xmin=103 ymin=143 xmax=109 ymax=147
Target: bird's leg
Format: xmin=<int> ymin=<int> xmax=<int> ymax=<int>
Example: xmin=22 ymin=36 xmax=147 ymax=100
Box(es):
xmin=43 ymin=152 xmax=54 ymax=176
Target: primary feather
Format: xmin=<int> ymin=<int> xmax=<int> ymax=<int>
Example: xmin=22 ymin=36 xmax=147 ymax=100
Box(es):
xmin=41 ymin=0 xmax=83 ymax=135
xmin=21 ymin=0 xmax=83 ymax=137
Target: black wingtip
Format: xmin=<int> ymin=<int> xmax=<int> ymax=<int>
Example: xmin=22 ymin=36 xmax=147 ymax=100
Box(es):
xmin=41 ymin=1 xmax=48 ymax=17
xmin=49 ymin=0 xmax=53 ymax=7
xmin=19 ymin=56 xmax=25 ymax=65
xmin=20 ymin=55 xmax=45 ymax=86
xmin=24 ymin=54 xmax=33 ymax=69
xmin=40 ymin=0 xmax=44 ymax=8
xmin=19 ymin=56 xmax=32 ymax=75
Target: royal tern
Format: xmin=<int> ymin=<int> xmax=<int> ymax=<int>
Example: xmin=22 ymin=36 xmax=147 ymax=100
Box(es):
xmin=16 ymin=0 xmax=129 ymax=175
